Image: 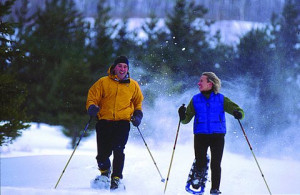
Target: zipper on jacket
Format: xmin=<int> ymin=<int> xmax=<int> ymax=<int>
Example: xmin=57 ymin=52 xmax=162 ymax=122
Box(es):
xmin=206 ymin=101 xmax=211 ymax=134
xmin=113 ymin=83 xmax=119 ymax=120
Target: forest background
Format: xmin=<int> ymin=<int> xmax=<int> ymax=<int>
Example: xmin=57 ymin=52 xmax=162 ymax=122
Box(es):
xmin=1 ymin=0 xmax=299 ymax=153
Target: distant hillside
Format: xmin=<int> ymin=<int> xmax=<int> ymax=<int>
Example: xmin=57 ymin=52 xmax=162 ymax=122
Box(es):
xmin=8 ymin=0 xmax=288 ymax=22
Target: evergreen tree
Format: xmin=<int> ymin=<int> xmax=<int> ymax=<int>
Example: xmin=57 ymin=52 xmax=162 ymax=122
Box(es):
xmin=270 ymin=0 xmax=300 ymax=123
xmin=43 ymin=0 xmax=91 ymax=148
xmin=237 ymin=28 xmax=283 ymax=134
xmin=1 ymin=0 xmax=18 ymax=72
xmin=237 ymin=0 xmax=300 ymax=133
xmin=14 ymin=0 xmax=32 ymax=41
xmin=132 ymin=12 xmax=171 ymax=104
xmin=113 ymin=18 xmax=136 ymax=58
xmin=51 ymin=58 xmax=92 ymax=148
xmin=237 ymin=28 xmax=272 ymax=79
xmin=15 ymin=0 xmax=90 ymax=120
xmin=88 ymin=0 xmax=115 ymax=80
xmin=139 ymin=12 xmax=169 ymax=76
xmin=0 ymin=0 xmax=30 ymax=145
xmin=10 ymin=0 xmax=92 ymax=148
xmin=209 ymin=31 xmax=236 ymax=79
xmin=271 ymin=0 xmax=300 ymax=69
xmin=164 ymin=0 xmax=214 ymax=79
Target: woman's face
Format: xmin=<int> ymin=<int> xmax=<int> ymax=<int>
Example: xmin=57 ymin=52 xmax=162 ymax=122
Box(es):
xmin=198 ymin=75 xmax=213 ymax=92
xmin=114 ymin=63 xmax=128 ymax=80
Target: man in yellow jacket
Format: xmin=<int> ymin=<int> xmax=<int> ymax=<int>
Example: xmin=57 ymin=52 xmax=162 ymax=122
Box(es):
xmin=86 ymin=56 xmax=144 ymax=191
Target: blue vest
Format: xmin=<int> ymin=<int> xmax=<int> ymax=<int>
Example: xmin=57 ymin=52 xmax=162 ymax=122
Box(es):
xmin=192 ymin=93 xmax=226 ymax=134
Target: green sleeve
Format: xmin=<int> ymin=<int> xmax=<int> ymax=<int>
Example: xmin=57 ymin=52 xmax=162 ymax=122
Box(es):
xmin=181 ymin=98 xmax=195 ymax=124
xmin=224 ymin=96 xmax=245 ymax=119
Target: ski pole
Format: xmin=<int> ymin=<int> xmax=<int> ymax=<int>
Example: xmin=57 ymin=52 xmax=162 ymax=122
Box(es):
xmin=54 ymin=116 xmax=92 ymax=189
xmin=164 ymin=116 xmax=182 ymax=194
xmin=136 ymin=126 xmax=165 ymax=183
xmin=237 ymin=119 xmax=272 ymax=195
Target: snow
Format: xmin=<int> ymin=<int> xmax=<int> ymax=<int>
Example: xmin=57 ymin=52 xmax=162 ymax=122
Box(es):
xmin=1 ymin=122 xmax=300 ymax=195
xmin=127 ymin=18 xmax=265 ymax=45
xmin=1 ymin=18 xmax=299 ymax=195
xmin=85 ymin=17 xmax=265 ymax=46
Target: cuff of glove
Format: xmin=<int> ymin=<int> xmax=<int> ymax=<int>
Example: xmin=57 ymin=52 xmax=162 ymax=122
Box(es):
xmin=133 ymin=110 xmax=143 ymax=119
xmin=88 ymin=105 xmax=100 ymax=116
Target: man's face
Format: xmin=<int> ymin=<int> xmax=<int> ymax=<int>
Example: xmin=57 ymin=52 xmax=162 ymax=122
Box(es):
xmin=114 ymin=63 xmax=128 ymax=80
xmin=198 ymin=75 xmax=213 ymax=92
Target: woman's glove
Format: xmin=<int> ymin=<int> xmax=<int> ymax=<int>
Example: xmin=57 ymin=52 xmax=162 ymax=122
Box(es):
xmin=178 ymin=104 xmax=186 ymax=121
xmin=233 ymin=110 xmax=242 ymax=119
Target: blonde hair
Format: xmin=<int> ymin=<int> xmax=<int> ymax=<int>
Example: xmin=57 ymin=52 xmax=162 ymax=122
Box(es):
xmin=202 ymin=72 xmax=221 ymax=94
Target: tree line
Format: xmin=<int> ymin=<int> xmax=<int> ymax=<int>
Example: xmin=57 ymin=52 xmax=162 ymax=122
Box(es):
xmin=9 ymin=0 xmax=288 ymax=22
xmin=1 ymin=0 xmax=299 ymax=147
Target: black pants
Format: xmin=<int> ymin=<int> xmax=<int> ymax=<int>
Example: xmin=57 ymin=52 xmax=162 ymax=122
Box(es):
xmin=96 ymin=120 xmax=130 ymax=179
xmin=194 ymin=133 xmax=225 ymax=190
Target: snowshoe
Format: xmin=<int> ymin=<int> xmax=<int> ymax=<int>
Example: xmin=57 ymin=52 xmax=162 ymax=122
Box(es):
xmin=91 ymin=175 xmax=110 ymax=189
xmin=191 ymin=168 xmax=208 ymax=189
xmin=210 ymin=189 xmax=222 ymax=195
xmin=110 ymin=176 xmax=126 ymax=191
xmin=185 ymin=156 xmax=209 ymax=195
xmin=90 ymin=169 xmax=111 ymax=190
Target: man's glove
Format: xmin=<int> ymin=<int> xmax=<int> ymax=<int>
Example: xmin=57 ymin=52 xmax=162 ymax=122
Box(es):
xmin=178 ymin=104 xmax=186 ymax=121
xmin=131 ymin=110 xmax=143 ymax=127
xmin=233 ymin=110 xmax=243 ymax=119
xmin=88 ymin=105 xmax=100 ymax=117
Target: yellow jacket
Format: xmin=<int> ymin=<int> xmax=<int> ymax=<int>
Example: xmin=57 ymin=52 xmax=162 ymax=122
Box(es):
xmin=86 ymin=67 xmax=143 ymax=121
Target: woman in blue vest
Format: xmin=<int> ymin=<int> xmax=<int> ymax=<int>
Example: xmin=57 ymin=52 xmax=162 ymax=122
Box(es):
xmin=178 ymin=72 xmax=244 ymax=195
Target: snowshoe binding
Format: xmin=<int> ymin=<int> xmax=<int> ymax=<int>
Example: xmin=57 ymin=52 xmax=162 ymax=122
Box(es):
xmin=110 ymin=176 xmax=126 ymax=191
xmin=185 ymin=156 xmax=210 ymax=195
xmin=90 ymin=169 xmax=111 ymax=190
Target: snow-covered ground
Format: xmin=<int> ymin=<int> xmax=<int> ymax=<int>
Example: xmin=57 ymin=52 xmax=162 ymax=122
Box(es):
xmin=1 ymin=19 xmax=299 ymax=195
xmin=1 ymin=122 xmax=300 ymax=195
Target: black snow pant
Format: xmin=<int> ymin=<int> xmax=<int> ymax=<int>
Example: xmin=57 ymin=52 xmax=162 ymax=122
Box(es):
xmin=194 ymin=133 xmax=225 ymax=190
xmin=95 ymin=119 xmax=130 ymax=179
